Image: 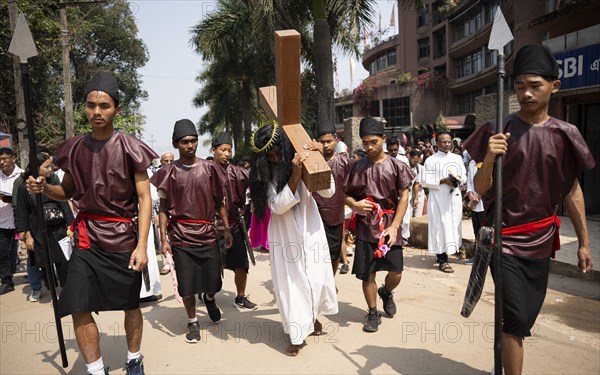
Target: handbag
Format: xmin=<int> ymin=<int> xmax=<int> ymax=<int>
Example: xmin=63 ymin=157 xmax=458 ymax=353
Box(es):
xmin=43 ymin=202 xmax=66 ymax=226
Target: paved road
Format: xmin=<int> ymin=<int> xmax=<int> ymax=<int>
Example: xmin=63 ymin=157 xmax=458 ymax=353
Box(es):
xmin=1 ymin=238 xmax=598 ymax=374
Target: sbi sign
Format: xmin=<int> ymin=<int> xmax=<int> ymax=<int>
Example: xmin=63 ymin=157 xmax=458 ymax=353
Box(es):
xmin=554 ymin=44 xmax=600 ymax=90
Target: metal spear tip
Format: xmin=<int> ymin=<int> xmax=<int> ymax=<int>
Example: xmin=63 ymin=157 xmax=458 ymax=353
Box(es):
xmin=8 ymin=11 xmax=38 ymax=63
xmin=487 ymin=5 xmax=514 ymax=52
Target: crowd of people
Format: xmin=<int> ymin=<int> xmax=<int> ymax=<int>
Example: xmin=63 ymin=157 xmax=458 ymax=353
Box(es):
xmin=0 ymin=44 xmax=595 ymax=375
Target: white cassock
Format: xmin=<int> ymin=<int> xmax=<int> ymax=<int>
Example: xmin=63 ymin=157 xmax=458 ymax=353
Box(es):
xmin=140 ymin=167 xmax=162 ymax=298
xmin=140 ymin=223 xmax=162 ymax=298
xmin=268 ymin=178 xmax=338 ymax=345
xmin=421 ymin=151 xmax=467 ymax=255
xmin=396 ymin=156 xmax=412 ymax=240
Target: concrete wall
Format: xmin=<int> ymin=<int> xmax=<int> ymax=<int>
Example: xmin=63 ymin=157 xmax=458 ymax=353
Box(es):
xmin=474 ymin=91 xmax=519 ymax=126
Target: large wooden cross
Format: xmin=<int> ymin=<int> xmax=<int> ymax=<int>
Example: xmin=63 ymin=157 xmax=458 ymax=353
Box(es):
xmin=259 ymin=29 xmax=331 ymax=192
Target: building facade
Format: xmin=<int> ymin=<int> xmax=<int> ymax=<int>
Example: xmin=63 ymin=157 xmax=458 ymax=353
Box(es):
xmin=335 ymin=0 xmax=599 ymax=213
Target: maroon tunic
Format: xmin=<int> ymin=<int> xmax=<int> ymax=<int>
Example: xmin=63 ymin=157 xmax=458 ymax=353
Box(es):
xmin=150 ymin=158 xmax=226 ymax=248
xmin=313 ymin=155 xmax=353 ymax=226
xmin=463 ymin=114 xmax=595 ymax=258
xmin=220 ymin=163 xmax=249 ymax=226
xmin=345 ymin=156 xmax=415 ymax=246
xmin=54 ymin=131 xmax=157 ymax=253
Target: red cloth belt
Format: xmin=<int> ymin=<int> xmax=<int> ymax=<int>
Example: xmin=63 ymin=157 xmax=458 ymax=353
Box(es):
xmin=349 ymin=197 xmax=395 ymax=258
xmin=69 ymin=212 xmax=133 ymax=249
xmin=168 ymin=217 xmax=213 ymax=232
xmin=501 ymin=214 xmax=561 ymax=257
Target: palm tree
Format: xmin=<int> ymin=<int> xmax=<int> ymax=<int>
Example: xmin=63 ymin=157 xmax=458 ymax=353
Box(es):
xmin=190 ymin=0 xmax=378 ymax=149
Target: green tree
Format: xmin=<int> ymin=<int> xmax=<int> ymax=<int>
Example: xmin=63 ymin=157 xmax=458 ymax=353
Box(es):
xmin=0 ymin=0 xmax=148 ymax=153
xmin=190 ymin=0 xmax=376 ymax=152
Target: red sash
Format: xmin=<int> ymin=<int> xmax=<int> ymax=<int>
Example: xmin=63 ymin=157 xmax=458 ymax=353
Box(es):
xmin=69 ymin=213 xmax=133 ymax=249
xmin=167 ymin=218 xmax=213 ymax=232
xmin=348 ymin=197 xmax=395 ymax=258
xmin=502 ymin=214 xmax=561 ymax=257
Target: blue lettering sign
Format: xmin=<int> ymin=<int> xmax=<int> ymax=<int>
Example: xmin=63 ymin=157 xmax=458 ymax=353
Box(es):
xmin=554 ymin=44 xmax=600 ymax=90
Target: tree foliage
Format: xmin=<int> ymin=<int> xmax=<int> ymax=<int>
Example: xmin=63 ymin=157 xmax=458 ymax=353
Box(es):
xmin=189 ymin=0 xmax=375 ymax=156
xmin=0 ymin=0 xmax=148 ymax=153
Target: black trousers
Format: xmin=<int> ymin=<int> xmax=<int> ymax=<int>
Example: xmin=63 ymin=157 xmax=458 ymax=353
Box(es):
xmin=0 ymin=228 xmax=16 ymax=284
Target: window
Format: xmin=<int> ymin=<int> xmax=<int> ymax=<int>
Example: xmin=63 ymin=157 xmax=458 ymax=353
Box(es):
xmin=387 ymin=50 xmax=397 ymax=66
xmin=417 ymin=6 xmax=429 ymax=27
xmin=418 ymin=38 xmax=430 ymax=58
xmin=369 ymin=50 xmax=397 ymax=75
xmin=434 ymin=30 xmax=446 ymax=58
xmin=383 ymin=97 xmax=411 ymax=128
xmin=454 ymin=7 xmax=486 ymax=41
xmin=455 ymin=90 xmax=481 ymax=114
xmin=457 ymin=49 xmax=488 ymax=78
xmin=473 ymin=51 xmax=483 ymax=74
xmin=486 ymin=49 xmax=498 ymax=67
xmin=378 ymin=54 xmax=388 ymax=71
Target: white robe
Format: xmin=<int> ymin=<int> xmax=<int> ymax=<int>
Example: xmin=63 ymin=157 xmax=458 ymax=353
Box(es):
xmin=268 ymin=178 xmax=338 ymax=345
xmin=421 ymin=151 xmax=467 ymax=255
xmin=140 ymin=220 xmax=162 ymax=298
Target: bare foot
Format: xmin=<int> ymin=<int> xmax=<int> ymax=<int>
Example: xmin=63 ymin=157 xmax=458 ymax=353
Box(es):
xmin=286 ymin=344 xmax=303 ymax=357
xmin=313 ymin=319 xmax=322 ymax=336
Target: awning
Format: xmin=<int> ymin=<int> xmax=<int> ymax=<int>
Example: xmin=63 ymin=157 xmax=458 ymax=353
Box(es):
xmin=443 ymin=114 xmax=476 ymax=129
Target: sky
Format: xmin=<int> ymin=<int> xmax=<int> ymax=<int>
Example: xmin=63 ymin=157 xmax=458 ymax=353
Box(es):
xmin=134 ymin=0 xmax=396 ymax=157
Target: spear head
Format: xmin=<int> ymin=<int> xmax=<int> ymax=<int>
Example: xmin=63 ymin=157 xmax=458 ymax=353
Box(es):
xmin=8 ymin=11 xmax=38 ymax=63
xmin=488 ymin=6 xmax=514 ymax=52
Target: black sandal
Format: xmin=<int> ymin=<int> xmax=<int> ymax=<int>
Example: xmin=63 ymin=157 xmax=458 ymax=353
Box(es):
xmin=439 ymin=262 xmax=454 ymax=273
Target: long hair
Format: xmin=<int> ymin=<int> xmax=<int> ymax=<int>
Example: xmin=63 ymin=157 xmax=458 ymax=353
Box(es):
xmin=249 ymin=124 xmax=294 ymax=220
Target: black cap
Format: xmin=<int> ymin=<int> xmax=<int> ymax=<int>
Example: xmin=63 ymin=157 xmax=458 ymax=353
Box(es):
xmin=84 ymin=72 xmax=120 ymax=105
xmin=211 ymin=132 xmax=233 ymax=148
xmin=359 ymin=117 xmax=384 ymax=138
xmin=172 ymin=119 xmax=198 ymax=141
xmin=316 ymin=120 xmax=337 ymax=138
xmin=513 ymin=45 xmax=559 ymax=79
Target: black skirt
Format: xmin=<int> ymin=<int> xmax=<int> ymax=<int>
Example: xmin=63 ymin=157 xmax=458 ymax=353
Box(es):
xmin=224 ymin=226 xmax=249 ymax=271
xmin=352 ymin=239 xmax=404 ymax=281
xmin=58 ymin=245 xmax=141 ymax=318
xmin=172 ymin=245 xmax=222 ymax=297
xmin=491 ymin=253 xmax=550 ymax=337
xmin=323 ymin=223 xmax=343 ymax=261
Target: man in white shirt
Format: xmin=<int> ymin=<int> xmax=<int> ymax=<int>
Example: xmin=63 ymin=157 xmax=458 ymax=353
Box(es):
xmin=0 ymin=147 xmax=23 ymax=295
xmin=421 ymin=132 xmax=466 ymax=273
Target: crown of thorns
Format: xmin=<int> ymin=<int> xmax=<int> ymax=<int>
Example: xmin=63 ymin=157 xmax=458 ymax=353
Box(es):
xmin=250 ymin=121 xmax=280 ymax=154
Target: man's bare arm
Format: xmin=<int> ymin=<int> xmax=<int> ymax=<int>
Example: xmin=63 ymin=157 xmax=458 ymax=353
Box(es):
xmin=564 ymin=179 xmax=593 ymax=273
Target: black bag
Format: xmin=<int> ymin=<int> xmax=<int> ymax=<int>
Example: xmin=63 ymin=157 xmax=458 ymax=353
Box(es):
xmin=43 ymin=202 xmax=66 ymax=226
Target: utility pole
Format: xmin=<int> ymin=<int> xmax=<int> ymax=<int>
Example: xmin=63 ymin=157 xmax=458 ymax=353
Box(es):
xmin=58 ymin=1 xmax=107 ymax=139
xmin=147 ymin=134 xmax=156 ymax=150
xmin=59 ymin=6 xmax=74 ymax=139
xmin=7 ymin=0 xmax=29 ymax=168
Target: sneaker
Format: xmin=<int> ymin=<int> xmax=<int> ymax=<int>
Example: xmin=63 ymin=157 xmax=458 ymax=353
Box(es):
xmin=88 ymin=367 xmax=110 ymax=375
xmin=234 ymin=295 xmax=258 ymax=310
xmin=125 ymin=358 xmax=144 ymax=375
xmin=28 ymin=289 xmax=41 ymax=302
xmin=346 ymin=246 xmax=354 ymax=256
xmin=0 ymin=283 xmax=15 ymax=295
xmin=185 ymin=321 xmax=201 ymax=343
xmin=202 ymin=293 xmax=221 ymax=322
xmin=362 ymin=311 xmax=381 ymax=332
xmin=378 ymin=286 xmax=396 ymax=317
xmin=340 ymin=263 xmax=350 ymax=274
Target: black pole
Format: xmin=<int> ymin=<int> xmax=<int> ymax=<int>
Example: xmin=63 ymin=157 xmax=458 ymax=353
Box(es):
xmin=493 ymin=53 xmax=505 ymax=375
xmin=21 ymin=63 xmax=69 ymax=368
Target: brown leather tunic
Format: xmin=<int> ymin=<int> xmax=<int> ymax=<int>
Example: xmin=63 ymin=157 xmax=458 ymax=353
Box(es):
xmin=54 ymin=131 xmax=157 ymax=252
xmin=463 ymin=114 xmax=595 ymax=258
xmin=313 ymin=155 xmax=353 ymax=226
xmin=150 ymin=158 xmax=226 ymax=248
xmin=345 ymin=156 xmax=415 ymax=246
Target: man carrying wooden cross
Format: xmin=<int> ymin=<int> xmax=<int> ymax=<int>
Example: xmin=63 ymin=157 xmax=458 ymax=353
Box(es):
xmin=253 ymin=29 xmax=337 ymax=356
